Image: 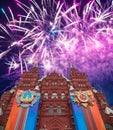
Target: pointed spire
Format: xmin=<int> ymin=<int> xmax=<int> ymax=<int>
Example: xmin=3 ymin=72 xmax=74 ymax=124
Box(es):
xmin=34 ymin=85 xmax=40 ymax=91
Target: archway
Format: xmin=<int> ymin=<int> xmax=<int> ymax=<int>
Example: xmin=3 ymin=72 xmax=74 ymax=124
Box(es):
xmin=46 ymin=118 xmax=66 ymax=130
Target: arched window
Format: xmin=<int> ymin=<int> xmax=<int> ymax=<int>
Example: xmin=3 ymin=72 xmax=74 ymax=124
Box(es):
xmin=44 ymin=93 xmax=48 ymax=99
xmin=48 ymin=106 xmax=53 ymax=115
xmin=57 ymin=106 xmax=62 ymax=115
xmin=61 ymin=93 xmax=65 ymax=99
xmin=51 ymin=93 xmax=58 ymax=99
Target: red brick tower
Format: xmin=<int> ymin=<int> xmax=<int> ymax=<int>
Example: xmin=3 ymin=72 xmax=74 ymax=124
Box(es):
xmin=0 ymin=67 xmax=39 ymax=129
xmin=18 ymin=67 xmax=39 ymax=90
xmin=69 ymin=66 xmax=92 ymax=91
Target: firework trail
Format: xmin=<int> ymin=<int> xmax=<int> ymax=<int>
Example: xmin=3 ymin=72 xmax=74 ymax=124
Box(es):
xmin=0 ymin=0 xmax=113 ymax=91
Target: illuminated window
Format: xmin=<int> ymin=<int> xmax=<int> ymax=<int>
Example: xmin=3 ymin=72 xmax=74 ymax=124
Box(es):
xmin=51 ymin=93 xmax=58 ymax=99
xmin=61 ymin=93 xmax=65 ymax=99
xmin=44 ymin=93 xmax=48 ymax=99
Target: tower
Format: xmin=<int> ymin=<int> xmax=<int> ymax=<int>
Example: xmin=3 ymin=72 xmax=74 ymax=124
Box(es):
xmin=18 ymin=67 xmax=39 ymax=90
xmin=70 ymin=66 xmax=91 ymax=91
xmin=0 ymin=67 xmax=40 ymax=130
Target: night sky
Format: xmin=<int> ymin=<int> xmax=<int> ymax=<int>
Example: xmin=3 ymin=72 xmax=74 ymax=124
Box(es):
xmin=0 ymin=0 xmax=113 ymax=106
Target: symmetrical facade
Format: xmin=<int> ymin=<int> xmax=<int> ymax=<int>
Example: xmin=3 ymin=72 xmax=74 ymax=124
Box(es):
xmin=0 ymin=67 xmax=113 ymax=130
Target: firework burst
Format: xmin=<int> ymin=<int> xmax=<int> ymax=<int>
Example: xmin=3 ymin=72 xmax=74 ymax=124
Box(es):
xmin=0 ymin=0 xmax=113 ymax=90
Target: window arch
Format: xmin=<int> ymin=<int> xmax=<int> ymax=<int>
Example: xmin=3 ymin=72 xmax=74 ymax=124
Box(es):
xmin=44 ymin=93 xmax=48 ymax=99
xmin=61 ymin=93 xmax=65 ymax=99
xmin=51 ymin=93 xmax=58 ymax=99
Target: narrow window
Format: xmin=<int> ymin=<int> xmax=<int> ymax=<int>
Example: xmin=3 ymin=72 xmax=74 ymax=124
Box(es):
xmin=49 ymin=106 xmax=53 ymax=115
xmin=57 ymin=106 xmax=62 ymax=115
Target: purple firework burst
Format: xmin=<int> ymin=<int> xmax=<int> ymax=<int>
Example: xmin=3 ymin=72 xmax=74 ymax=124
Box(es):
xmin=0 ymin=0 xmax=113 ymax=89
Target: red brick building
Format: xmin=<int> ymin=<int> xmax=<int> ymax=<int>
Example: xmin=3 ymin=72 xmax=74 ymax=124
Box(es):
xmin=0 ymin=67 xmax=113 ymax=130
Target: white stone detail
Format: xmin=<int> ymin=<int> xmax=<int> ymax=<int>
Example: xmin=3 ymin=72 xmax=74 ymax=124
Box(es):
xmin=93 ymin=89 xmax=98 ymax=93
xmin=51 ymin=93 xmax=58 ymax=99
xmin=34 ymin=85 xmax=40 ymax=90
xmin=69 ymin=85 xmax=74 ymax=91
xmin=62 ymin=75 xmax=70 ymax=81
xmin=105 ymin=107 xmax=113 ymax=115
xmin=9 ymin=88 xmax=15 ymax=94
xmin=38 ymin=75 xmax=47 ymax=81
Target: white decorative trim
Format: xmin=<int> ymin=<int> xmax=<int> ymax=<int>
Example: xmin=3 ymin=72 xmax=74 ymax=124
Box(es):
xmin=69 ymin=85 xmax=74 ymax=91
xmin=34 ymin=85 xmax=40 ymax=90
xmin=105 ymin=107 xmax=113 ymax=115
xmin=38 ymin=75 xmax=47 ymax=81
xmin=93 ymin=89 xmax=98 ymax=93
xmin=9 ymin=89 xmax=15 ymax=94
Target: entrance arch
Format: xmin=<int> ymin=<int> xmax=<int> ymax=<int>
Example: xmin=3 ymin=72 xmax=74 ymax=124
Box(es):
xmin=47 ymin=118 xmax=66 ymax=130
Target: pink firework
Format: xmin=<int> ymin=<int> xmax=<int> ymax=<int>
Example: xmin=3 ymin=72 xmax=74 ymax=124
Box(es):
xmin=0 ymin=0 xmax=113 ymax=85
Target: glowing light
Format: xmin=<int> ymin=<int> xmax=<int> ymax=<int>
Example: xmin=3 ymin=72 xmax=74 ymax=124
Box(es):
xmin=1 ymin=8 xmax=5 ymax=13
xmin=0 ymin=0 xmax=113 ymax=85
